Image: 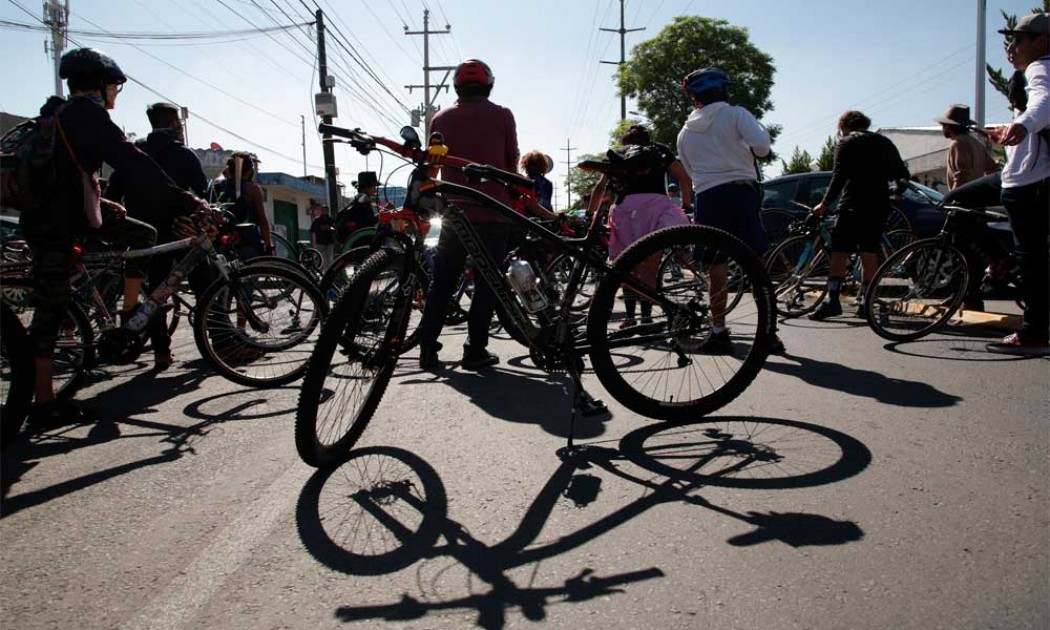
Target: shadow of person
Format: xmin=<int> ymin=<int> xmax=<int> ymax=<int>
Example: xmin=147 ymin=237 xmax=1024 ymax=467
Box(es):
xmin=764 ymin=353 xmax=962 ymax=408
xmin=438 ymin=366 xmax=611 ymax=439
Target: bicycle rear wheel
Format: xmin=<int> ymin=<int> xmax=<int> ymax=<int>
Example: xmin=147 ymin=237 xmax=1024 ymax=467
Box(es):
xmin=587 ymin=225 xmax=774 ymax=421
xmin=1 ymin=303 xmax=34 ymax=446
xmin=296 ymin=250 xmax=417 ymax=467
xmin=194 ymin=263 xmax=327 ymax=387
xmin=766 ymin=234 xmax=829 ymax=317
xmin=865 ymin=239 xmax=969 ymax=341
xmin=0 ymin=278 xmax=92 ymax=399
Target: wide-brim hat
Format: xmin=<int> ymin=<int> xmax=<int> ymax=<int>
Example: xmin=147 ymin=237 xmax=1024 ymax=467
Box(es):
xmin=934 ymin=104 xmax=976 ymax=127
xmin=354 ymin=171 xmax=378 ymax=189
xmin=998 ymin=12 xmax=1049 ymax=36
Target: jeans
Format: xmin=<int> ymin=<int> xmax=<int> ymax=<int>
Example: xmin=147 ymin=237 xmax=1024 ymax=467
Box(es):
xmin=1001 ymin=178 xmax=1049 ymax=340
xmin=418 ymin=221 xmax=513 ymax=350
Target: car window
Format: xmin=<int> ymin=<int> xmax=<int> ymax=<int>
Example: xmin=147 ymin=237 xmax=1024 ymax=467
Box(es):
xmin=802 ymin=175 xmax=832 ymax=208
xmin=761 ymin=180 xmax=798 ymax=208
xmin=902 ymin=182 xmax=944 ymax=204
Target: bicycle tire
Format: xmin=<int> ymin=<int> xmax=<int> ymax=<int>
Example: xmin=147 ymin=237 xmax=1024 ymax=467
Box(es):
xmin=270 ymin=231 xmax=298 ymax=261
xmin=766 ymin=234 xmax=830 ymax=317
xmin=865 ymin=238 xmax=969 ymax=342
xmin=320 ymin=246 xmax=427 ymax=353
xmin=587 ymin=225 xmax=774 ymax=421
xmin=0 ymin=278 xmax=92 ymax=400
xmin=759 ymin=208 xmax=800 ymax=251
xmin=295 ymin=250 xmax=416 ymax=467
xmin=1 ymin=302 xmax=34 ymax=447
xmin=194 ymin=263 xmax=327 ymax=387
xmin=656 ymin=248 xmax=747 ymax=316
xmin=886 ymin=206 xmax=912 ymax=234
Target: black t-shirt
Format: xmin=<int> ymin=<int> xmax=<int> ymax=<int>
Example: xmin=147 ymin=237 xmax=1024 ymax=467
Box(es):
xmin=610 ymin=142 xmax=676 ymax=199
xmin=311 ymin=214 xmax=335 ymax=245
xmin=823 ymin=131 xmax=909 ymax=213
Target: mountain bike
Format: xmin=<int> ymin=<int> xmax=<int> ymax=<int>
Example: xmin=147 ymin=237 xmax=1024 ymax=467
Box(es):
xmin=864 ymin=182 xmax=1022 ymax=341
xmin=295 ymin=125 xmax=776 ymax=467
xmin=765 ymin=209 xmax=915 ymax=318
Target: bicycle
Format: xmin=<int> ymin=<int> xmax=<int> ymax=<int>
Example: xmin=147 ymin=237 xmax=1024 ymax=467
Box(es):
xmin=765 ymin=208 xmax=915 ymax=318
xmin=295 ymin=125 xmax=776 ymax=467
xmin=1 ymin=207 xmax=328 ymax=399
xmin=863 ymin=182 xmax=1021 ymax=341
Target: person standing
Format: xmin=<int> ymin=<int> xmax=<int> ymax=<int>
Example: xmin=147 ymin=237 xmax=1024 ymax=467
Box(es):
xmin=520 ymin=150 xmax=555 ymax=213
xmin=676 ymin=67 xmax=783 ymax=354
xmin=936 ymin=104 xmax=999 ymax=191
xmin=309 ymin=200 xmax=335 ymax=268
xmin=985 ymin=12 xmax=1049 ymax=356
xmin=417 ymin=59 xmax=520 ymax=370
xmin=106 ymin=101 xmax=209 ymax=367
xmin=808 ymin=110 xmax=910 ymax=321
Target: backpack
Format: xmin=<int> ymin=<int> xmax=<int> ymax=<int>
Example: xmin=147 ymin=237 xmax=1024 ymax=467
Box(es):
xmin=0 ymin=100 xmax=68 ymax=212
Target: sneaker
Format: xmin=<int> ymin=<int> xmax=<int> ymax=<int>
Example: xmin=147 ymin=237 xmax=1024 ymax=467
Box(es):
xmin=153 ymin=351 xmax=175 ymax=370
xmin=461 ymin=345 xmax=499 ymax=370
xmin=808 ymin=300 xmax=843 ymax=321
xmin=854 ymin=302 xmax=869 ymax=320
xmin=768 ymin=334 xmax=786 ymax=356
xmin=29 ymin=399 xmax=94 ymax=427
xmin=985 ymin=333 xmax=1050 ymax=357
xmin=419 ymin=341 xmax=444 ymax=370
xmin=618 ymin=318 xmax=636 ymax=330
xmin=698 ymin=330 xmax=734 ymax=355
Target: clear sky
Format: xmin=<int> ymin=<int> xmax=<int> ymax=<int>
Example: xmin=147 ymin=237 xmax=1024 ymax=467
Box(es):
xmin=0 ymin=0 xmax=1037 ymax=209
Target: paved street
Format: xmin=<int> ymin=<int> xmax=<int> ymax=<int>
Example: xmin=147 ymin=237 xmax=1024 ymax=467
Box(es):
xmin=1 ymin=299 xmax=1047 ymax=630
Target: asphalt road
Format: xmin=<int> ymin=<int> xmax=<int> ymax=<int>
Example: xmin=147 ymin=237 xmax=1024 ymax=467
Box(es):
xmin=1 ymin=299 xmax=1047 ymax=630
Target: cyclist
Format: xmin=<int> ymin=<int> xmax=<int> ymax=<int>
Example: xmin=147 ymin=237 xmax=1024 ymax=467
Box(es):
xmin=106 ymin=101 xmax=210 ymax=368
xmin=676 ymin=67 xmax=784 ymax=354
xmin=208 ymin=152 xmax=272 ymax=260
xmin=808 ymin=110 xmax=909 ymax=321
xmin=416 ymin=59 xmax=520 ymax=371
xmin=21 ymin=48 xmax=208 ymax=423
xmin=333 ymin=172 xmax=381 ymax=250
xmin=985 ymin=12 xmax=1049 ymax=356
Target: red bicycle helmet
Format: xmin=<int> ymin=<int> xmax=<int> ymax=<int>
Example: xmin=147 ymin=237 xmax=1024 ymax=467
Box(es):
xmin=453 ymin=59 xmax=494 ymax=89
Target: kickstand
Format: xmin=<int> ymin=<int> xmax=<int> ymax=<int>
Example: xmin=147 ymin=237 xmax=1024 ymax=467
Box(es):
xmin=565 ymin=360 xmax=607 ymax=450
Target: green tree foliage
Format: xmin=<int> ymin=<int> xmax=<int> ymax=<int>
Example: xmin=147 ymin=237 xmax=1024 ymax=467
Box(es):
xmin=986 ymin=3 xmax=1049 ymax=106
xmin=564 ymin=153 xmax=604 ymax=209
xmin=816 ymin=136 xmax=837 ymax=171
xmin=781 ymin=146 xmax=814 ymax=175
xmin=618 ymin=16 xmax=778 ymax=153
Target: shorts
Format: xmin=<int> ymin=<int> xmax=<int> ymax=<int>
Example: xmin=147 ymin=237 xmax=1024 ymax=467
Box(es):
xmin=830 ymin=208 xmax=888 ymax=253
xmin=694 ymin=180 xmax=768 ymax=256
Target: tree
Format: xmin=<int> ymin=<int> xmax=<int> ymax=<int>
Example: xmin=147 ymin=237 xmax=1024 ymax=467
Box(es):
xmin=816 ymin=136 xmax=837 ymax=171
xmin=617 ymin=16 xmax=778 ymax=152
xmin=781 ymin=147 xmax=814 ymax=175
xmin=987 ymin=3 xmax=1049 ymax=107
xmin=564 ymin=153 xmax=604 ymax=209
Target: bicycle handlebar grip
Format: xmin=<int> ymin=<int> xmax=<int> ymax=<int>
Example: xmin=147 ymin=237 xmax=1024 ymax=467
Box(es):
xmin=317 ymin=123 xmax=350 ymax=138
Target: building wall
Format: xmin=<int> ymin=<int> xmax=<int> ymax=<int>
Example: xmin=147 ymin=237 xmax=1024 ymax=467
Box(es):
xmin=879 ymin=125 xmax=1004 ymax=192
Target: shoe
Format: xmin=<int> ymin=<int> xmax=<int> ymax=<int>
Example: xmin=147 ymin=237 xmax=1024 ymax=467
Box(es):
xmin=419 ymin=341 xmax=444 ymax=370
xmin=854 ymin=302 xmax=869 ymax=320
xmin=986 ymin=333 xmax=1049 ymax=357
xmin=29 ymin=399 xmax=94 ymax=427
xmin=808 ymin=301 xmax=843 ymax=321
xmin=698 ymin=330 xmax=734 ymax=355
xmin=461 ymin=344 xmax=499 ymax=370
xmin=768 ymin=334 xmax=786 ymax=356
xmin=153 ymin=352 xmax=175 ymax=370
xmin=618 ymin=318 xmax=636 ymax=330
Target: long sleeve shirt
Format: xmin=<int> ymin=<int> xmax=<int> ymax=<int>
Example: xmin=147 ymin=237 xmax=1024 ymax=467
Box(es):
xmin=1001 ymin=57 xmax=1050 ymax=189
xmin=676 ymin=102 xmax=769 ymax=194
xmin=946 ymin=133 xmax=998 ymax=190
xmin=821 ymin=131 xmax=909 ymax=213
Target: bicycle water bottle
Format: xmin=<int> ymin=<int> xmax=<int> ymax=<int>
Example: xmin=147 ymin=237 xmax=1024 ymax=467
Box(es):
xmin=506 ymin=258 xmax=548 ymax=313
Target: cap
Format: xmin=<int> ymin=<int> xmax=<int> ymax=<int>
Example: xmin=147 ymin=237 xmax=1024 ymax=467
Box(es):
xmin=998 ymin=12 xmax=1050 ymax=36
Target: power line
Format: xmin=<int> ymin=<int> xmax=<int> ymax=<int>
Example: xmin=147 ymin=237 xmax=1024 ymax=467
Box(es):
xmin=0 ymin=17 xmax=312 ymax=39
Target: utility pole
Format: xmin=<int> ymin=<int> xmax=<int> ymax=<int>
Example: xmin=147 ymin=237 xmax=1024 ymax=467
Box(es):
xmin=562 ymin=138 xmax=577 ymax=209
xmin=974 ymin=0 xmax=987 ymax=127
xmin=180 ymin=106 xmax=190 ymax=146
xmin=316 ymin=9 xmax=340 ymax=214
xmin=600 ymin=0 xmax=644 ymax=121
xmin=301 ymin=114 xmax=307 ymax=177
xmin=43 ymin=0 xmax=69 ymax=97
xmin=405 ymin=9 xmax=455 ymax=137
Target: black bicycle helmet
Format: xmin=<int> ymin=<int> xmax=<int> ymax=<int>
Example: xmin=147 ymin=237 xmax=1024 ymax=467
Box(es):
xmin=59 ymin=48 xmax=127 ymax=88
xmin=681 ymin=67 xmax=731 ymax=98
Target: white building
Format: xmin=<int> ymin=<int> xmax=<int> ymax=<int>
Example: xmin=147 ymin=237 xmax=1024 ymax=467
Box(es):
xmin=878 ymin=125 xmax=1005 ymax=192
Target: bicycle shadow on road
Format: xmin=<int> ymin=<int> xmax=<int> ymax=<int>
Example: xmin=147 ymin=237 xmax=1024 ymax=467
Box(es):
xmin=297 ymin=416 xmax=869 ymax=628
xmin=763 ymin=352 xmax=963 ymax=408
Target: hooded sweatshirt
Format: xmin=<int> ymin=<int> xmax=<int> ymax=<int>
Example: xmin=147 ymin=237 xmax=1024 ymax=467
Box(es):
xmin=676 ymin=102 xmax=770 ymax=194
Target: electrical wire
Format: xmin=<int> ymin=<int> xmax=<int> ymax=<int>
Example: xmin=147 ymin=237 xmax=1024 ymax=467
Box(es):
xmin=0 ymin=17 xmax=312 ymax=39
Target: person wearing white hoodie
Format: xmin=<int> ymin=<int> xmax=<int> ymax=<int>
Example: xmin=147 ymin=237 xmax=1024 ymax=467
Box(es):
xmin=677 ymin=66 xmax=782 ymax=355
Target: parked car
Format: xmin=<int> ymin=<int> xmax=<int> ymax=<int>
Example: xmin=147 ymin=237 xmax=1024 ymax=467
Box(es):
xmin=760 ymin=171 xmax=945 ymax=239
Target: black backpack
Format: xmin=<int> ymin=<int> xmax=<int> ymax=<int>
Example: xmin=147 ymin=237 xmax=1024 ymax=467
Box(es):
xmin=0 ymin=100 xmax=69 ymax=212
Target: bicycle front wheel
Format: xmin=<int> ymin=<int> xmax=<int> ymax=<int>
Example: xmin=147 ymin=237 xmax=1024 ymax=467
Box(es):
xmin=296 ymin=250 xmax=417 ymax=467
xmin=766 ymin=234 xmax=830 ymax=317
xmin=587 ymin=225 xmax=774 ymax=421
xmin=1 ymin=303 xmax=34 ymax=446
xmin=194 ymin=263 xmax=327 ymax=387
xmin=865 ymin=239 xmax=969 ymax=341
